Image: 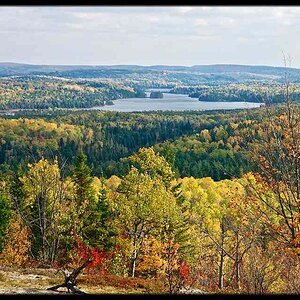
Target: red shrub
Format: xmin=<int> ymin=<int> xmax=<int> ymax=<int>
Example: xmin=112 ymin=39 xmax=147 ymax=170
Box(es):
xmin=70 ymin=237 xmax=111 ymax=274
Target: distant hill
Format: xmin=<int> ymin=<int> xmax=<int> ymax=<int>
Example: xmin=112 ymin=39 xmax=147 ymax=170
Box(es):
xmin=1 ymin=62 xmax=300 ymax=83
xmin=1 ymin=62 xmax=299 ymax=74
xmin=190 ymin=64 xmax=300 ymax=76
xmin=0 ymin=62 xmax=98 ymax=76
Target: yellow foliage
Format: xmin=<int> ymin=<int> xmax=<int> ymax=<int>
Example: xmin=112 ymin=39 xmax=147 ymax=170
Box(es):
xmin=106 ymin=175 xmax=121 ymax=191
xmin=136 ymin=237 xmax=167 ymax=277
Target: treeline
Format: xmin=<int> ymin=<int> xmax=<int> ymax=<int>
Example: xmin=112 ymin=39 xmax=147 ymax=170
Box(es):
xmin=170 ymin=83 xmax=300 ymax=103
xmin=0 ymin=76 xmax=136 ymax=109
xmin=1 ymin=75 xmax=299 ymax=112
xmin=45 ymin=68 xmax=285 ymax=86
xmin=0 ymin=109 xmax=262 ymax=179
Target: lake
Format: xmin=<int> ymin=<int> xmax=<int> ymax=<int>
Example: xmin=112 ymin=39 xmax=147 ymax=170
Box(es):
xmin=91 ymin=91 xmax=262 ymax=112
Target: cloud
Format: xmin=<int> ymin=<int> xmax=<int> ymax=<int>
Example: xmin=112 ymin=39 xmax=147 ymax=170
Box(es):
xmin=0 ymin=6 xmax=299 ymax=66
xmin=175 ymin=6 xmax=196 ymax=14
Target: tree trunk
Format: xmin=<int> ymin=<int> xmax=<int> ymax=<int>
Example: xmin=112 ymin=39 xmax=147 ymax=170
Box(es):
xmin=235 ymin=232 xmax=240 ymax=290
xmin=131 ymin=245 xmax=137 ymax=277
xmin=47 ymin=257 xmax=93 ymax=294
xmin=218 ymin=218 xmax=225 ymax=290
xmin=219 ymin=248 xmax=225 ymax=289
xmin=130 ymin=226 xmax=139 ymax=278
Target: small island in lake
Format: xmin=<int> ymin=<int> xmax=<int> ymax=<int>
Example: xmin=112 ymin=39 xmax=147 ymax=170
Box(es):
xmin=105 ymin=100 xmax=114 ymax=105
xmin=135 ymin=90 xmax=147 ymax=98
xmin=149 ymin=91 xmax=164 ymax=99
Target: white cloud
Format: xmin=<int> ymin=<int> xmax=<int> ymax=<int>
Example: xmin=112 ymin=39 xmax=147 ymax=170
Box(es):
xmin=176 ymin=6 xmax=196 ymax=14
xmin=0 ymin=6 xmax=299 ymax=66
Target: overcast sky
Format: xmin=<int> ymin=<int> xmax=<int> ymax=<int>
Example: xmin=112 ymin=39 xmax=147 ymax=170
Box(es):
xmin=0 ymin=6 xmax=299 ymax=67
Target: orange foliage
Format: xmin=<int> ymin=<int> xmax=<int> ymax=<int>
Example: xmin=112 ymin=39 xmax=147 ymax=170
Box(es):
xmin=136 ymin=237 xmax=166 ymax=277
xmin=0 ymin=214 xmax=31 ymax=267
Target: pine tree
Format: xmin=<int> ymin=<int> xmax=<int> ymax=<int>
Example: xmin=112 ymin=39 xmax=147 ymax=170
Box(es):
xmin=93 ymin=181 xmax=116 ymax=250
xmin=73 ymin=151 xmax=95 ymax=209
xmin=9 ymin=169 xmax=27 ymax=219
xmin=72 ymin=151 xmax=99 ymax=245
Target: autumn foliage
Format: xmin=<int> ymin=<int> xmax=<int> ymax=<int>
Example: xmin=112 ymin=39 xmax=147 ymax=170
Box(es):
xmin=68 ymin=237 xmax=110 ymax=274
xmin=0 ymin=98 xmax=299 ymax=294
xmin=0 ymin=213 xmax=31 ymax=267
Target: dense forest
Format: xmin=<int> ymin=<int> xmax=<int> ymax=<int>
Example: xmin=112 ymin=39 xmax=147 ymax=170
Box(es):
xmin=0 ymin=109 xmax=261 ymax=180
xmin=170 ymin=83 xmax=300 ymax=103
xmin=0 ymin=63 xmax=300 ymax=294
xmin=0 ymin=76 xmax=138 ymax=109
xmin=0 ymin=98 xmax=299 ymax=294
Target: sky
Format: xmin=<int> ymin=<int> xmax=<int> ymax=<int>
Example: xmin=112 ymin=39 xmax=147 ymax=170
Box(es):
xmin=0 ymin=6 xmax=300 ymax=67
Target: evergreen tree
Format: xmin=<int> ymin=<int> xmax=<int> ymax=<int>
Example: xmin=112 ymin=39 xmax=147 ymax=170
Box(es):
xmin=73 ymin=150 xmax=95 ymax=209
xmin=93 ymin=181 xmax=116 ymax=251
xmin=72 ymin=150 xmax=101 ymax=246
xmin=9 ymin=169 xmax=26 ymax=216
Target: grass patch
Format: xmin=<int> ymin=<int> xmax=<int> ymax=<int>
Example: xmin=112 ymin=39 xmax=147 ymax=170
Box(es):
xmin=19 ymin=268 xmax=57 ymax=277
xmin=77 ymin=274 xmax=165 ymax=293
xmin=0 ymin=268 xmax=166 ymax=294
xmin=0 ymin=272 xmax=6 ymax=282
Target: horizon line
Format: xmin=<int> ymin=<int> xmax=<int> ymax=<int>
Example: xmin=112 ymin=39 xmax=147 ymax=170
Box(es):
xmin=0 ymin=61 xmax=298 ymax=69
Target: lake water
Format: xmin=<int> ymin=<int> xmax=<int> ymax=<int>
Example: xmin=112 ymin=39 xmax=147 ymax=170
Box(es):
xmin=91 ymin=92 xmax=262 ymax=112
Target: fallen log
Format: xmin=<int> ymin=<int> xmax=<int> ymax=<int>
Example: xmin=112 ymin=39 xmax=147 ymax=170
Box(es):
xmin=47 ymin=257 xmax=93 ymax=294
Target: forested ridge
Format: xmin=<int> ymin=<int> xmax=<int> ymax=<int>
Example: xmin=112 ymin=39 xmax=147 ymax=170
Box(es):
xmin=171 ymin=83 xmax=300 ymax=103
xmin=0 ymin=76 xmax=137 ymax=109
xmin=0 ymin=109 xmax=261 ymax=179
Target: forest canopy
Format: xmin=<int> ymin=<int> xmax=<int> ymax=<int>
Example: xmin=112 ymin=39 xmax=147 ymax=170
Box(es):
xmin=0 ymin=64 xmax=299 ymax=294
